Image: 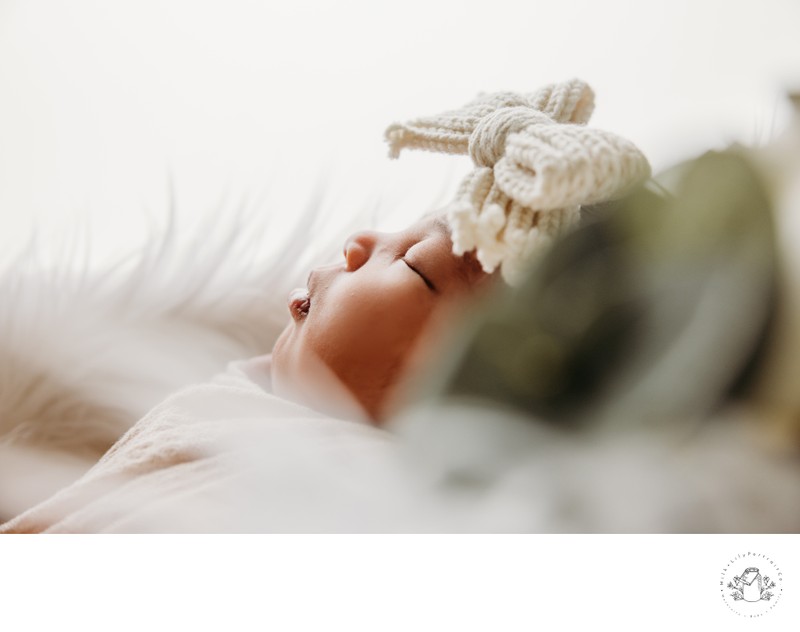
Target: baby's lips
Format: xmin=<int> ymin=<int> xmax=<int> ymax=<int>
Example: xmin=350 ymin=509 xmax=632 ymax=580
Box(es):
xmin=288 ymin=287 xmax=311 ymax=321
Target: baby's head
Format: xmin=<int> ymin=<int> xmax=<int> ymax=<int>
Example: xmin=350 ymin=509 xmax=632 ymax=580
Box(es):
xmin=272 ymin=79 xmax=651 ymax=422
xmin=271 ymin=214 xmax=494 ymax=422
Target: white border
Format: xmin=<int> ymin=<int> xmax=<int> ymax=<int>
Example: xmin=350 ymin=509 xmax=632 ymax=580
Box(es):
xmin=1 ymin=535 xmax=797 ymax=630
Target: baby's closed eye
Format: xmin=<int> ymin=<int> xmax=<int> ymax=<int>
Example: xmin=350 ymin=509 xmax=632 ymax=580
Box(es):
xmin=403 ymin=258 xmax=437 ymax=293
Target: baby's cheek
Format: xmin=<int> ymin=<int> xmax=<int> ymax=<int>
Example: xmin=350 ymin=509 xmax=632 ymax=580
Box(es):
xmin=335 ymin=280 xmax=427 ymax=338
xmin=405 ymin=298 xmax=466 ymax=361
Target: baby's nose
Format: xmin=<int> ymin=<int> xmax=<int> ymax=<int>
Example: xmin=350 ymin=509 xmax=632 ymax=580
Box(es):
xmin=343 ymin=231 xmax=379 ymax=271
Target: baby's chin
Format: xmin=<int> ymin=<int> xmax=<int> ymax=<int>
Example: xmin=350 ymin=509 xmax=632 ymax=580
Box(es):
xmin=271 ymin=326 xmax=373 ymax=423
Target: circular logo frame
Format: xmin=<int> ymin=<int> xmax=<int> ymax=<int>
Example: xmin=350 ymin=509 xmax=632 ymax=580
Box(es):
xmin=720 ymin=552 xmax=783 ymax=617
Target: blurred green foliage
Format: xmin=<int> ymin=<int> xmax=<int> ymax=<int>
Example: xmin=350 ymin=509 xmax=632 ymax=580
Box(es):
xmin=427 ymin=151 xmax=777 ymax=430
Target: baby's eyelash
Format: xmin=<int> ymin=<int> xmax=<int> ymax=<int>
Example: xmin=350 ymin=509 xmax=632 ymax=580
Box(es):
xmin=403 ymin=258 xmax=438 ymax=293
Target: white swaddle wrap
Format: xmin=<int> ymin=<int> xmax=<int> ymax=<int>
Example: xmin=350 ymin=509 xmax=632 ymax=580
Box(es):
xmin=0 ymin=362 xmax=408 ymax=533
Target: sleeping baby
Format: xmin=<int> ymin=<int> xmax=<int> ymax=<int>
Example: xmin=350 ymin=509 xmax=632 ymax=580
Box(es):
xmin=0 ymin=78 xmax=654 ymax=532
xmin=8 ymin=82 xmax=800 ymax=534
xmin=250 ymin=78 xmax=651 ymax=424
xmin=267 ymin=214 xmax=494 ymax=421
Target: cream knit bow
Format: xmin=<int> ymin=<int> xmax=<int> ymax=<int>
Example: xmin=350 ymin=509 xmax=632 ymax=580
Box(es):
xmin=385 ymin=79 xmax=651 ymax=284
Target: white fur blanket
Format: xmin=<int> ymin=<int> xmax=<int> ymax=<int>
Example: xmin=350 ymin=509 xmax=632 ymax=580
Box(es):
xmin=0 ymin=193 xmax=373 ymax=521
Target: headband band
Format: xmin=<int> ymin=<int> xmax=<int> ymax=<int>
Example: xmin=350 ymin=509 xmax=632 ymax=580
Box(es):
xmin=385 ymin=79 xmax=651 ymax=284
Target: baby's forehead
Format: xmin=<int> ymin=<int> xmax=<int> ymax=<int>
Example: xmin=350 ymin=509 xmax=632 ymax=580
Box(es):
xmin=413 ymin=215 xmax=487 ymax=283
xmin=413 ymin=212 xmax=450 ymax=236
xmin=454 ymin=247 xmax=489 ymax=285
xmin=414 ymin=213 xmax=453 ymax=248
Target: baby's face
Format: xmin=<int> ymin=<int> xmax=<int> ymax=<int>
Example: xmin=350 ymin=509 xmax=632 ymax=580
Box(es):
xmin=271 ymin=216 xmax=490 ymax=422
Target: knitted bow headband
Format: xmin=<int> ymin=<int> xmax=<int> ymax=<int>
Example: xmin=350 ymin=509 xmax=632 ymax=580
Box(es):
xmin=385 ymin=79 xmax=651 ymax=284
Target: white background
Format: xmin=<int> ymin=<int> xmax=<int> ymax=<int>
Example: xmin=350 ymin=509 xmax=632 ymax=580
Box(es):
xmin=1 ymin=535 xmax=798 ymax=630
xmin=1 ymin=0 xmax=799 ymax=268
